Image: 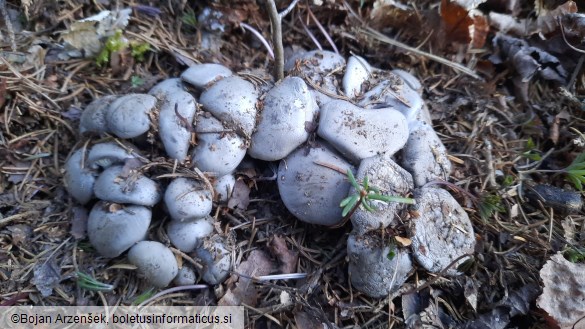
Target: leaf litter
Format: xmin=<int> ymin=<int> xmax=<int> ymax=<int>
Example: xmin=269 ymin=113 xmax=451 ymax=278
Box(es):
xmin=2 ymin=0 xmax=585 ymax=327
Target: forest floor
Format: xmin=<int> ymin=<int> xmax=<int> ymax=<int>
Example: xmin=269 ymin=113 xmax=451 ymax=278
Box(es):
xmin=1 ymin=0 xmax=585 ymax=328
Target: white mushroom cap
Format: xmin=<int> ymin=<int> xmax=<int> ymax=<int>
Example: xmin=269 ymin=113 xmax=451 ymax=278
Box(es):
xmin=79 ymin=96 xmax=117 ymax=134
xmin=105 ymin=94 xmax=157 ymax=139
xmin=194 ymin=235 xmax=231 ymax=285
xmin=173 ymin=265 xmax=197 ymax=286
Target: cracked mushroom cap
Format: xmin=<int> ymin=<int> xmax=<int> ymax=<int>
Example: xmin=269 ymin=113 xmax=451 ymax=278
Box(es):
xmin=409 ymin=187 xmax=475 ymax=275
xmin=347 ymin=232 xmax=413 ymax=298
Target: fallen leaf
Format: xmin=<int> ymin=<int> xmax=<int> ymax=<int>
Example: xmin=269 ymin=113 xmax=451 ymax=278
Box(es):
xmin=463 ymin=307 xmax=510 ymax=329
xmin=294 ymin=311 xmax=325 ymax=329
xmin=70 ymin=206 xmax=88 ymax=240
xmin=32 ymin=258 xmax=61 ymax=297
xmin=227 ymin=179 xmax=250 ymax=210
xmin=491 ymin=33 xmax=567 ymax=84
xmin=7 ymin=224 xmax=32 ymax=245
xmin=395 ymin=236 xmax=412 ymax=247
xmin=537 ymin=252 xmax=585 ymax=329
xmin=218 ymin=249 xmax=275 ymax=306
xmin=440 ymin=0 xmax=489 ymax=48
xmin=499 ymin=283 xmax=539 ymax=317
xmin=463 ymin=276 xmax=478 ymax=311
xmin=268 ymin=235 xmax=298 ymax=274
xmin=535 ymin=1 xmax=577 ymax=35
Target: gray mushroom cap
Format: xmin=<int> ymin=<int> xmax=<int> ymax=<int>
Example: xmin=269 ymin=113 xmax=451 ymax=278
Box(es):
xmin=166 ymin=216 xmax=214 ymax=252
xmin=317 ymin=100 xmax=409 ymax=163
xmin=248 ymin=77 xmax=317 ymax=161
xmin=391 ymin=69 xmax=423 ymax=93
xmin=277 ymin=140 xmax=355 ymax=226
xmin=128 ymin=241 xmax=179 ymax=288
xmin=157 ymin=89 xmax=197 ymax=161
xmin=79 ymin=96 xmax=117 ymax=134
xmin=148 ymin=78 xmax=186 ymax=97
xmin=86 ymin=141 xmax=141 ymax=169
xmin=213 ymin=174 xmax=236 ymax=203
xmin=93 ymin=165 xmax=161 ymax=206
xmin=343 ymin=55 xmax=371 ymax=98
xmin=199 ymin=75 xmax=258 ymax=137
xmin=401 ymin=121 xmax=452 ymax=187
xmin=350 ymin=155 xmax=414 ymax=234
xmin=358 ymin=78 xmax=424 ymax=115
xmin=347 ymin=233 xmax=413 ymax=298
xmin=285 ymin=50 xmax=346 ymax=94
xmin=64 ymin=148 xmax=96 ymax=205
xmin=173 ymin=265 xmax=197 ymax=286
xmin=409 ymin=187 xmax=475 ymax=275
xmin=191 ymin=113 xmax=246 ymax=175
xmin=181 ymin=63 xmax=233 ymax=89
xmin=195 ymin=235 xmax=231 ymax=285
xmin=105 ymin=94 xmax=158 ymax=138
xmin=87 ymin=202 xmax=151 ymax=258
xmin=164 ymin=177 xmax=213 ymax=221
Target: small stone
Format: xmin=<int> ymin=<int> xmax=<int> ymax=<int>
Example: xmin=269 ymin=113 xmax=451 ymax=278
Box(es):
xmin=199 ymin=76 xmax=258 ymax=137
xmin=94 ymin=165 xmax=161 ymax=206
xmin=87 ymin=201 xmax=151 ymax=258
xmin=164 ymin=177 xmax=213 ymax=221
xmin=524 ymin=184 xmax=583 ymax=214
xmin=318 ymin=100 xmax=409 ymax=163
xmin=347 ymin=233 xmax=413 ymax=298
xmin=105 ymin=94 xmax=158 ymax=139
xmin=249 ymin=77 xmax=317 ymax=161
xmin=128 ymin=241 xmax=178 ymax=288
xmin=191 ymin=113 xmax=246 ymax=175
xmin=358 ymin=78 xmax=424 ymax=115
xmin=148 ymin=78 xmax=186 ymax=97
xmin=277 ymin=140 xmax=355 ymax=226
xmin=409 ymin=187 xmax=475 ymax=275
xmin=181 ymin=63 xmax=233 ymax=89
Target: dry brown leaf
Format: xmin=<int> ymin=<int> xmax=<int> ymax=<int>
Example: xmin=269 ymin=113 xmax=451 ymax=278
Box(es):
xmin=537 ymin=252 xmax=585 ymax=329
xmin=440 ymin=0 xmax=489 ymax=48
xmin=227 ymin=179 xmax=250 ymax=210
xmin=268 ymin=235 xmax=298 ymax=274
xmin=218 ymin=249 xmax=275 ymax=307
xmin=294 ymin=311 xmax=325 ymax=329
xmin=536 ymin=0 xmax=577 ymax=35
xmin=395 ymin=235 xmax=412 ymax=247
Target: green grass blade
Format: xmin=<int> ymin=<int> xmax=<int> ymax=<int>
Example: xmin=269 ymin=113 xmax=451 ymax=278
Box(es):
xmin=76 ymin=271 xmax=114 ymax=292
xmin=346 ymin=169 xmax=360 ymax=190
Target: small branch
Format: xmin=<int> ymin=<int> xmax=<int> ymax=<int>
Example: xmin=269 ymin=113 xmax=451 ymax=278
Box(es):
xmin=279 ymin=0 xmax=300 ymax=19
xmin=240 ymin=22 xmax=275 ymax=59
xmin=265 ymin=0 xmax=299 ymax=81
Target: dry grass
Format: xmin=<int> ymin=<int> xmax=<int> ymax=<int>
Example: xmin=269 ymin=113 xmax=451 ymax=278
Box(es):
xmin=1 ymin=0 xmax=584 ymax=328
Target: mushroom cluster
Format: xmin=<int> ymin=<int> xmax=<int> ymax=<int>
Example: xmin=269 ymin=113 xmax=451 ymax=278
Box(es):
xmin=64 ymin=50 xmax=475 ymax=296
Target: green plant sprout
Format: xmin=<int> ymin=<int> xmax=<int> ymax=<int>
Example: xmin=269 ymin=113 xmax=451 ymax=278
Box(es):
xmin=340 ymin=169 xmax=414 ymax=217
xmin=76 ymin=271 xmax=114 ymax=292
xmin=181 ymin=8 xmax=198 ymax=28
xmin=95 ymin=30 xmax=128 ymax=67
xmin=132 ymin=288 xmax=155 ymax=305
xmin=477 ymin=193 xmax=505 ymax=220
xmin=564 ymin=247 xmax=585 ymax=263
xmin=130 ymin=41 xmax=150 ymax=62
xmin=522 ymin=138 xmax=542 ymax=161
